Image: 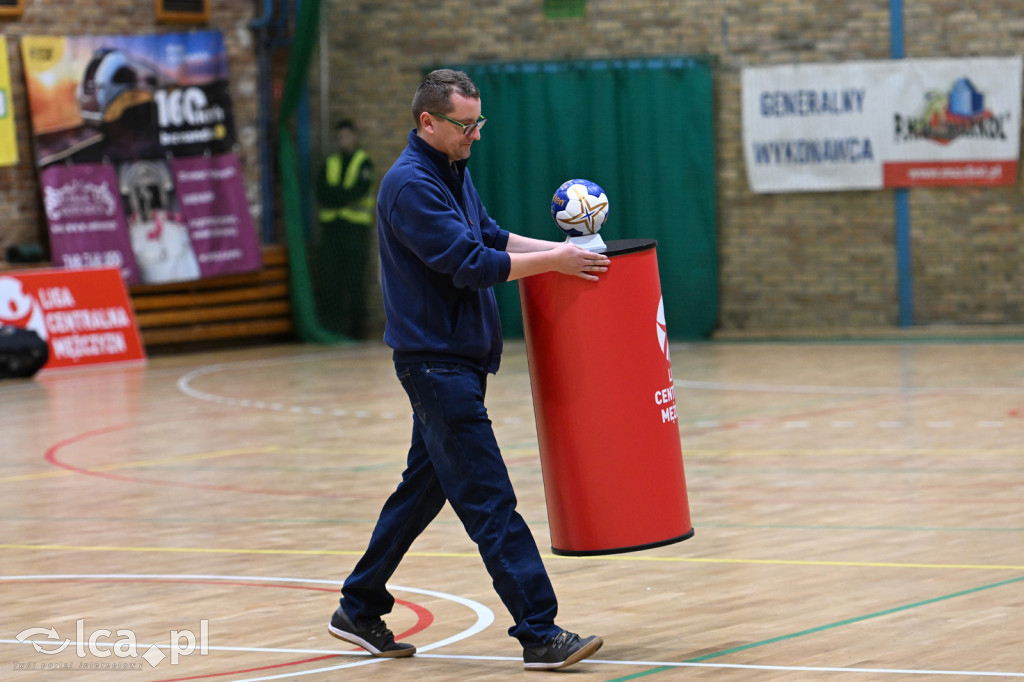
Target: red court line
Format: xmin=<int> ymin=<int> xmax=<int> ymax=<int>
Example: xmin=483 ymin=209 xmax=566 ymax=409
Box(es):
xmin=42 ymin=424 xmax=369 ymax=498
xmin=156 ymin=654 xmax=342 ymax=682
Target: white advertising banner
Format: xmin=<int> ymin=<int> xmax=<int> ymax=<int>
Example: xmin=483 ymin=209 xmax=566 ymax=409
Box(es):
xmin=742 ymin=57 xmax=1023 ymax=193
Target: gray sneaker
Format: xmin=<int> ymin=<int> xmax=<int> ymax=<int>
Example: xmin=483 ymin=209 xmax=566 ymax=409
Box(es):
xmin=328 ymin=607 xmax=416 ymax=658
xmin=523 ymin=630 xmax=603 ymax=670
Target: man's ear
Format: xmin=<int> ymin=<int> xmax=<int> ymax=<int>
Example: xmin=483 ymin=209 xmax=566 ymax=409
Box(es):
xmin=418 ymin=111 xmax=435 ymax=133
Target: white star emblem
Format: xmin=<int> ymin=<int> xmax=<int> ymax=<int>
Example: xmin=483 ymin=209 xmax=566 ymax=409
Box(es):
xmin=560 ymin=186 xmax=608 ymax=234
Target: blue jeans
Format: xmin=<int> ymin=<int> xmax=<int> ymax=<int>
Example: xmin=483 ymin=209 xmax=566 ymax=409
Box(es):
xmin=340 ymin=361 xmax=561 ymax=646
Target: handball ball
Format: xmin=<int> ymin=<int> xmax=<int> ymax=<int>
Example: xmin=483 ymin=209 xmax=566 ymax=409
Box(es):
xmin=551 ymin=179 xmax=609 ymax=237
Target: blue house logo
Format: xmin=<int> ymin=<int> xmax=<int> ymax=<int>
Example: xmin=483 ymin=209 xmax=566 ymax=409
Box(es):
xmin=893 ymin=76 xmax=1007 ymax=145
xmin=948 ymin=77 xmax=984 ymax=118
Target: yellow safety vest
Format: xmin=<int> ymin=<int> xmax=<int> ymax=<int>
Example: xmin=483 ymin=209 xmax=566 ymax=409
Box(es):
xmin=319 ymin=149 xmax=374 ymax=224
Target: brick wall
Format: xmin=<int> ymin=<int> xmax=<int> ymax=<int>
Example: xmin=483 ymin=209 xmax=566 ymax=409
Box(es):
xmin=4 ymin=1 xmax=1023 ymax=333
xmin=317 ymin=0 xmax=1024 ymax=332
xmin=0 ymin=0 xmax=260 ymax=259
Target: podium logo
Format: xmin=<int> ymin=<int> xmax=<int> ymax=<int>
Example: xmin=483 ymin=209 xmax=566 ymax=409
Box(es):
xmin=656 ymin=296 xmax=670 ymax=362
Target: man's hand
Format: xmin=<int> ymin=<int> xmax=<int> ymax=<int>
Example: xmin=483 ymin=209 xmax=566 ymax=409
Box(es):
xmin=550 ymin=242 xmax=610 ymax=281
xmin=506 ymin=236 xmax=611 ymax=282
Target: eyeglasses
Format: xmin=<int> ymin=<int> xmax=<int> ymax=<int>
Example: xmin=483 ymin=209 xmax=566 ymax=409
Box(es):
xmin=428 ymin=111 xmax=487 ymax=136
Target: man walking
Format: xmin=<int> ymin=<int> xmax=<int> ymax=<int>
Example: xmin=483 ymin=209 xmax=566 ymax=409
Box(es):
xmin=329 ymin=69 xmax=609 ymax=671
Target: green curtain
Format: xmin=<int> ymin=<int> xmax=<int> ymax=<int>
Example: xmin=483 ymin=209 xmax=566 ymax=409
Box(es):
xmin=453 ymin=57 xmax=718 ymax=339
xmin=278 ymin=0 xmax=346 ymax=343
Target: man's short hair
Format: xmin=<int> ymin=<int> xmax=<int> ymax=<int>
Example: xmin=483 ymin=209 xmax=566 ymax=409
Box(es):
xmin=412 ymin=69 xmax=480 ymax=125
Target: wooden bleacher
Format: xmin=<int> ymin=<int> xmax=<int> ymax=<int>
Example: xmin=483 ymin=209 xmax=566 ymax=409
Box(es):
xmin=129 ymin=244 xmax=294 ymax=350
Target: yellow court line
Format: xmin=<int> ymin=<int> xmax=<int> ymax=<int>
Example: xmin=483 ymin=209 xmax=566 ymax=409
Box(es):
xmin=578 ymin=556 xmax=1024 ymax=571
xmin=0 ymin=470 xmax=71 ymax=483
xmin=0 ymin=543 xmax=361 ymax=556
xmin=1 ymin=544 xmax=1022 ymax=571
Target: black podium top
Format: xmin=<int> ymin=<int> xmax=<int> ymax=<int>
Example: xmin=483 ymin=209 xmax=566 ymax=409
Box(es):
xmin=601 ymin=238 xmax=657 ymax=257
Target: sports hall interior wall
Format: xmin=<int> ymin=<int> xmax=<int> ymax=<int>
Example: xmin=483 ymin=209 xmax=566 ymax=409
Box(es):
xmin=0 ymin=0 xmax=263 ymax=269
xmin=314 ymin=0 xmax=1024 ymax=335
xmin=2 ymin=1 xmax=1023 ymax=338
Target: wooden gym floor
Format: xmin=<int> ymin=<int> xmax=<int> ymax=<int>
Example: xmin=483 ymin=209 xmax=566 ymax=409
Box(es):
xmin=2 ymin=339 xmax=1023 ymax=681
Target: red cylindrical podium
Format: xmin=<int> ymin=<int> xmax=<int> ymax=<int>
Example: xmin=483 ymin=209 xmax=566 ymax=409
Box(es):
xmin=519 ymin=239 xmax=693 ymax=556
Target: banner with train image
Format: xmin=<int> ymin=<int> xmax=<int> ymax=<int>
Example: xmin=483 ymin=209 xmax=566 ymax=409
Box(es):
xmin=20 ymin=30 xmax=261 ymax=285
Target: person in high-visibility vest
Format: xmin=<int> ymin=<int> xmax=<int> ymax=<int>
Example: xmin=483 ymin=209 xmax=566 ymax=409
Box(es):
xmin=316 ymin=119 xmax=375 ymax=338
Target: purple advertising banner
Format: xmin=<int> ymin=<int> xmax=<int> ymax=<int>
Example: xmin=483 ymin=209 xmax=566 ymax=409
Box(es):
xmin=170 ymin=154 xmax=262 ymax=278
xmin=41 ymin=163 xmax=139 ymax=282
xmin=21 ymin=31 xmax=261 ymax=286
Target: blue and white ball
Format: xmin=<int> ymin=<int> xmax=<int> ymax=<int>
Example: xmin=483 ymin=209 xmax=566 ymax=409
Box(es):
xmin=551 ymin=179 xmax=609 ymax=237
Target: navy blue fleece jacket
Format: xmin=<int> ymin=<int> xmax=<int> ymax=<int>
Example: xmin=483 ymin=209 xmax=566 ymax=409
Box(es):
xmin=377 ymin=130 xmax=512 ymax=374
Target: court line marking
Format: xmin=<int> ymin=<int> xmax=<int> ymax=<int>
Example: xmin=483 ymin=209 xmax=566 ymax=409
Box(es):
xmin=3 ymin=643 xmax=1020 ymax=678
xmin=31 ymin=428 xmax=404 ymax=498
xmin=4 ymin=516 xmax=1024 ymax=534
xmin=3 ymin=575 xmax=1021 ymax=679
xmin=676 ymin=379 xmax=1024 ymax=395
xmin=692 ymin=419 xmax=1013 ymax=430
xmin=17 ymin=350 xmax=1024 ymax=677
xmin=2 ymin=544 xmax=1024 ymax=571
xmin=175 ymin=353 xmax=406 ymax=421
xmin=166 ymin=347 xmax=1024 ymax=445
xmin=606 ymin=573 xmax=1024 ymax=681
xmin=602 ymin=660 xmax=1024 ymax=677
xmin=679 ymin=448 xmax=1024 ymax=456
xmin=0 ymin=446 xmax=265 ymax=484
xmin=9 ymin=441 xmax=1021 ymax=486
xmin=0 ymin=574 xmax=495 ymax=680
